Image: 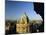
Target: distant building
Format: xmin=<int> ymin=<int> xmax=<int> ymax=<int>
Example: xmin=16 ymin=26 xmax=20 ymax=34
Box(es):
xmin=16 ymin=13 xmax=30 ymax=33
xmin=16 ymin=13 xmax=43 ymax=33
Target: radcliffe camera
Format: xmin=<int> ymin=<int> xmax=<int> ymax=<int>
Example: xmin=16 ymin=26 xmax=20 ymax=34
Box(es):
xmin=5 ymin=0 xmax=44 ymax=35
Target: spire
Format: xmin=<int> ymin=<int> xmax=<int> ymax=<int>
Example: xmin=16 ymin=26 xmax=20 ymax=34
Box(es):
xmin=24 ymin=12 xmax=29 ymax=23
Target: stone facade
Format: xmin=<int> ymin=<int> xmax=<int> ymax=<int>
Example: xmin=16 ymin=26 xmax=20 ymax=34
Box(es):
xmin=16 ymin=13 xmax=29 ymax=33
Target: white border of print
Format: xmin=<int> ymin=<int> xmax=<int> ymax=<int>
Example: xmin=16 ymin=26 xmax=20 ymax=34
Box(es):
xmin=0 ymin=0 xmax=46 ymax=35
xmin=0 ymin=0 xmax=5 ymax=35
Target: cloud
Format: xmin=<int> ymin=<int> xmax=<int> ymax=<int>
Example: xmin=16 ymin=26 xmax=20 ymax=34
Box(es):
xmin=33 ymin=14 xmax=43 ymax=20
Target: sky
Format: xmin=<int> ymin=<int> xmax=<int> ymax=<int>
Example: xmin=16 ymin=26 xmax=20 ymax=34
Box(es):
xmin=5 ymin=1 xmax=42 ymax=20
